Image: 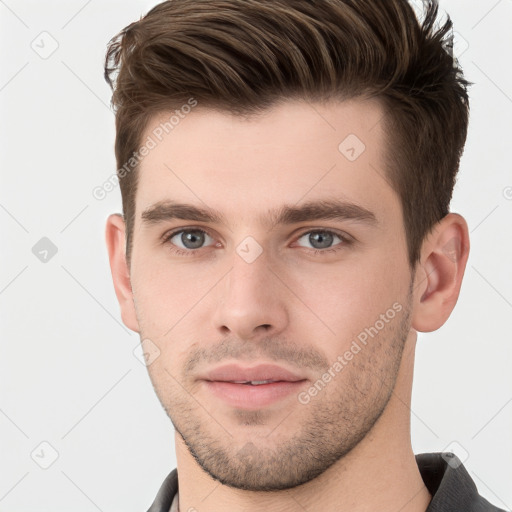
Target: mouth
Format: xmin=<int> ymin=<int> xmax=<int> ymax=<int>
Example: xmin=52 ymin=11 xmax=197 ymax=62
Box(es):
xmin=202 ymin=363 xmax=306 ymax=383
xmin=200 ymin=363 xmax=308 ymax=409
xmin=228 ymin=379 xmax=289 ymax=385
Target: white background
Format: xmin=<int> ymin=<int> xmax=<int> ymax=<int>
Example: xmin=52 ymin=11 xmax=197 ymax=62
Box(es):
xmin=0 ymin=1 xmax=511 ymax=511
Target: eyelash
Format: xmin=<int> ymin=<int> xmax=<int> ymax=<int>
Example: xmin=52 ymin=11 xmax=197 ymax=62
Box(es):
xmin=161 ymin=227 xmax=353 ymax=258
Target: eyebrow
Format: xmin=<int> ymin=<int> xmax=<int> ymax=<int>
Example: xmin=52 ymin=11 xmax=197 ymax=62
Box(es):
xmin=140 ymin=199 xmax=378 ymax=230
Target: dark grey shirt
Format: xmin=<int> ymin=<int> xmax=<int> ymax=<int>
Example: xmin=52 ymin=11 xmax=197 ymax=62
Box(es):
xmin=146 ymin=452 xmax=506 ymax=512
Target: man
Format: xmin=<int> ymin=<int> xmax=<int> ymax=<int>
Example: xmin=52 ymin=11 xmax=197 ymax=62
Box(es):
xmin=103 ymin=0 xmax=506 ymax=510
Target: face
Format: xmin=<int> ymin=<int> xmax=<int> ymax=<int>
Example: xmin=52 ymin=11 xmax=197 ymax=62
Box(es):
xmin=128 ymin=99 xmax=415 ymax=491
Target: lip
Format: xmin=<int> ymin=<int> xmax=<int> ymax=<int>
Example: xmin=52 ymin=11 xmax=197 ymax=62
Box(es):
xmin=200 ymin=363 xmax=308 ymax=409
xmin=203 ymin=380 xmax=308 ymax=409
xmin=202 ymin=363 xmax=306 ymax=383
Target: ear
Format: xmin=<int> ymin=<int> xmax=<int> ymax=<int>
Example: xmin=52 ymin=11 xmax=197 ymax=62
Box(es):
xmin=105 ymin=213 xmax=140 ymax=333
xmin=411 ymin=213 xmax=470 ymax=332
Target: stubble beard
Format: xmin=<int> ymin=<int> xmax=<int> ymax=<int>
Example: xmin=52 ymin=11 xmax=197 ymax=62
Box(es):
xmin=147 ymin=291 xmax=413 ymax=491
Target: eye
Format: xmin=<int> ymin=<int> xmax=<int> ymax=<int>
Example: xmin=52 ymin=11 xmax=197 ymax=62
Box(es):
xmin=164 ymin=228 xmax=216 ymax=254
xmin=295 ymin=230 xmax=350 ymax=252
xmin=161 ymin=227 xmax=352 ymax=257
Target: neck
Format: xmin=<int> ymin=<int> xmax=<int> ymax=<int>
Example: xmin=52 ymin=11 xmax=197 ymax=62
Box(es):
xmin=175 ymin=330 xmax=431 ymax=512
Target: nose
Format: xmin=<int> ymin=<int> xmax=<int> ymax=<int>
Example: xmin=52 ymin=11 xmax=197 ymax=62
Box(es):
xmin=211 ymin=248 xmax=289 ymax=341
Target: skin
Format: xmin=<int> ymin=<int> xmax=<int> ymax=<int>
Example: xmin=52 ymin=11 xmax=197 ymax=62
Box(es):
xmin=106 ymin=98 xmax=470 ymax=512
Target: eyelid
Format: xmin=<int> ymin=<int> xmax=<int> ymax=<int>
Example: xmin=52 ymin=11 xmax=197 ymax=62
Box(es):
xmin=162 ymin=226 xmax=352 ymax=242
xmin=161 ymin=226 xmax=219 ymax=248
xmin=293 ymin=227 xmax=353 ymax=240
xmin=160 ymin=226 xmax=217 ymax=243
xmin=161 ymin=226 xmax=354 ymax=255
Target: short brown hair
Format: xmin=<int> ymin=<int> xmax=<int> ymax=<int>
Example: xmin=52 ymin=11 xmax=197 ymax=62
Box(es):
xmin=104 ymin=0 xmax=470 ymax=269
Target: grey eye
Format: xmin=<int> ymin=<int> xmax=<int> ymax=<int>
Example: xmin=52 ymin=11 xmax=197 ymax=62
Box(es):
xmin=296 ymin=231 xmax=342 ymax=250
xmin=171 ymin=230 xmax=214 ymax=250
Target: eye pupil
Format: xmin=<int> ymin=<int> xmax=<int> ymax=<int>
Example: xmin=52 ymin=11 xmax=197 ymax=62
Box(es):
xmin=310 ymin=231 xmax=334 ymax=249
xmin=182 ymin=230 xmax=205 ymax=249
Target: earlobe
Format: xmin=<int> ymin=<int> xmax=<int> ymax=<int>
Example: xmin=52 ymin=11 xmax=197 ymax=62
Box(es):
xmin=105 ymin=213 xmax=140 ymax=333
xmin=411 ymin=213 xmax=470 ymax=333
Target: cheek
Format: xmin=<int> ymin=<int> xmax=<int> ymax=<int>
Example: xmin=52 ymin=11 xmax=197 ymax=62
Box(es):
xmin=291 ymin=253 xmax=407 ymax=346
xmin=131 ymin=235 xmax=408 ymax=344
xmin=292 ymin=258 xmax=405 ymax=316
xmin=130 ymin=259 xmax=226 ymax=383
xmin=130 ymin=249 xmax=217 ymax=333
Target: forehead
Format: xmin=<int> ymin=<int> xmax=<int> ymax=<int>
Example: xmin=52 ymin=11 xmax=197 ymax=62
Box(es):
xmin=135 ymin=98 xmax=398 ymax=227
